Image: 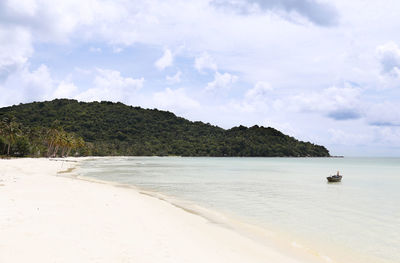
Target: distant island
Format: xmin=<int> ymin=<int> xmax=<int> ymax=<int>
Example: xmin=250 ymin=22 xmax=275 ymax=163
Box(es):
xmin=0 ymin=99 xmax=330 ymax=157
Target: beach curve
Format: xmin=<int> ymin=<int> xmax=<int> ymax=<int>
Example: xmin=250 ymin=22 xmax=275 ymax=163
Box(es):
xmin=1 ymin=158 xmax=310 ymax=263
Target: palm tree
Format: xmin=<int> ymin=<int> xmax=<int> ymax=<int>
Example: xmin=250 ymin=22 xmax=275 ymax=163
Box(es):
xmin=65 ymin=133 xmax=77 ymax=157
xmin=52 ymin=131 xmax=63 ymax=157
xmin=74 ymin=136 xmax=85 ymax=156
xmin=0 ymin=117 xmax=21 ymax=156
xmin=46 ymin=120 xmax=62 ymax=157
xmin=0 ymin=120 xmax=6 ymax=154
xmin=59 ymin=131 xmax=70 ymax=157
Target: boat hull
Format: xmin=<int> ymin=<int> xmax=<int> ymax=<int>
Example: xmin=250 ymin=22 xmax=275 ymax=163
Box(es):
xmin=327 ymin=176 xmax=342 ymax=182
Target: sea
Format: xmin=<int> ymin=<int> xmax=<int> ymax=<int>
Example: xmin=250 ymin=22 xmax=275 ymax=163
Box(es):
xmin=76 ymin=157 xmax=400 ymax=263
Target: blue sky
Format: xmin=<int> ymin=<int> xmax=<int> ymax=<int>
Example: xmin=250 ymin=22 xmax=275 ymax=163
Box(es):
xmin=1 ymin=0 xmax=400 ymax=156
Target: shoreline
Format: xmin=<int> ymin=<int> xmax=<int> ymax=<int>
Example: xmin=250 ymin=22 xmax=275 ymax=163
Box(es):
xmin=67 ymin=158 xmax=329 ymax=263
xmin=73 ymin=171 xmax=332 ymax=263
xmin=74 ymin=156 xmax=397 ymax=263
xmin=0 ymin=157 xmax=312 ymax=263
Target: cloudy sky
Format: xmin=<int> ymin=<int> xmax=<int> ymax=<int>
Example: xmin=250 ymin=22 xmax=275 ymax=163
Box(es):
xmin=1 ymin=0 xmax=400 ymax=156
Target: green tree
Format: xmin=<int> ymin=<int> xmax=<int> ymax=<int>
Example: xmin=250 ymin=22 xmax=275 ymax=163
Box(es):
xmin=0 ymin=99 xmax=330 ymax=157
xmin=0 ymin=117 xmax=21 ymax=155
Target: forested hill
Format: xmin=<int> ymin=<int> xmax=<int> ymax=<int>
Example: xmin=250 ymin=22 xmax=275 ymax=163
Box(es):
xmin=0 ymin=99 xmax=330 ymax=157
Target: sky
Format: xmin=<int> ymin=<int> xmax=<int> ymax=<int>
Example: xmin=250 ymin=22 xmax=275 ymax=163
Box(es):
xmin=0 ymin=0 xmax=400 ymax=156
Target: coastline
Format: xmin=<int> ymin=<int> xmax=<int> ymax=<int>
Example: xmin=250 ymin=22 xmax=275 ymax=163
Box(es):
xmin=1 ymin=157 xmax=310 ymax=263
xmin=74 ymin=170 xmax=333 ymax=263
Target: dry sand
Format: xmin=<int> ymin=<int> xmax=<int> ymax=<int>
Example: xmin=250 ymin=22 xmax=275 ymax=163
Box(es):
xmin=0 ymin=158 xmax=307 ymax=263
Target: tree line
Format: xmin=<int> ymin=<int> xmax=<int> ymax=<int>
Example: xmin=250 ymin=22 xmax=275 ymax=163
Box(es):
xmin=0 ymin=117 xmax=86 ymax=157
xmin=0 ymin=99 xmax=330 ymax=157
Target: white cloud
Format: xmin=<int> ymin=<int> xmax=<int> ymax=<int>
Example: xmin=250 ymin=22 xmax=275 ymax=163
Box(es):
xmin=222 ymin=81 xmax=274 ymax=114
xmin=292 ymin=85 xmax=362 ymax=120
xmin=221 ymin=99 xmax=259 ymax=114
xmin=73 ymin=67 xmax=92 ymax=75
xmin=166 ymin=70 xmax=182 ymax=84
xmin=327 ymin=125 xmax=400 ymax=152
xmin=93 ymin=68 xmax=143 ymax=91
xmin=53 ymin=81 xmax=78 ymax=98
xmin=76 ymin=68 xmax=144 ymax=103
xmin=205 ymin=72 xmax=238 ymax=91
xmin=0 ymin=0 xmax=127 ymax=43
xmin=4 ymin=0 xmax=38 ymax=17
xmin=376 ymin=42 xmax=400 ymax=76
xmin=245 ymin=81 xmax=273 ymax=101
xmin=0 ymin=63 xmax=145 ymax=107
xmin=0 ymin=64 xmax=54 ymax=106
xmin=366 ymin=102 xmax=400 ymax=127
xmin=220 ymin=81 xmax=274 ymax=116
xmin=112 ymin=47 xmax=123 ymax=53
xmin=24 ymin=64 xmax=54 ymax=97
xmin=195 ymin=52 xmax=217 ymax=72
xmin=155 ymin=49 xmax=173 ymax=70
xmin=0 ymin=63 xmax=83 ymax=107
xmin=89 ymin=47 xmax=102 ymax=53
xmin=374 ymin=126 xmax=400 ymax=145
xmin=211 ymin=0 xmax=339 ymax=26
xmin=153 ymin=88 xmax=200 ymax=113
xmin=328 ymin=128 xmax=373 ymax=145
xmin=0 ymin=26 xmax=33 ymax=79
xmin=1 ymin=0 xmax=400 ymax=155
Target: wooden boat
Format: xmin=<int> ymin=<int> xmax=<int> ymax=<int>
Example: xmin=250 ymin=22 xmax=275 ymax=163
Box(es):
xmin=327 ymin=171 xmax=342 ymax=182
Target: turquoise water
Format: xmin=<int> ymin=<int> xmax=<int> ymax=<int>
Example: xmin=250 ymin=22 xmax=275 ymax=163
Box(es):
xmin=77 ymin=157 xmax=400 ymax=263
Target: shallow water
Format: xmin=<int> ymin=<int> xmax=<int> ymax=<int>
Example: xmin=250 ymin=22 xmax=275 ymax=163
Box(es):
xmin=77 ymin=157 xmax=400 ymax=263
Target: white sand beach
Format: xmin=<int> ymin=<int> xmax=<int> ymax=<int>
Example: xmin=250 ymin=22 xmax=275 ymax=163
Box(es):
xmin=0 ymin=158 xmax=309 ymax=263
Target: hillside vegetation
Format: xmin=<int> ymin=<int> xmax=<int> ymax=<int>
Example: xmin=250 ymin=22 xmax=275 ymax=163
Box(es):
xmin=0 ymin=99 xmax=330 ymax=157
